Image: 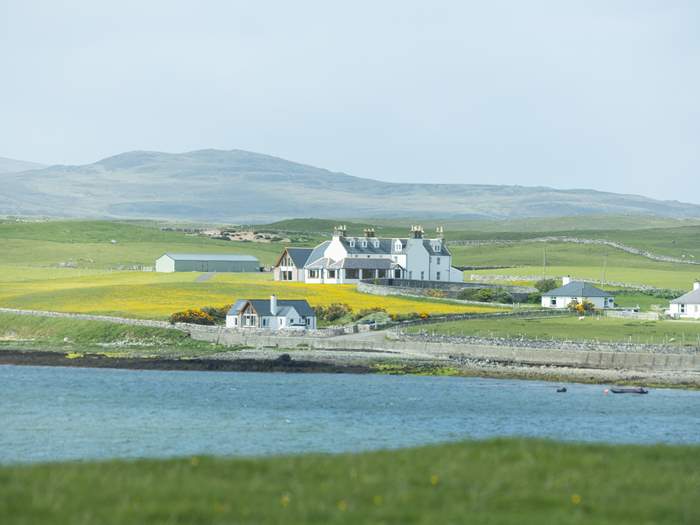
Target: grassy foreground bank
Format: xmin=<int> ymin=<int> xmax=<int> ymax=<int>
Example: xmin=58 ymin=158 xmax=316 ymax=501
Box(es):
xmin=1 ymin=439 xmax=697 ymax=524
xmin=0 ymin=313 xmax=224 ymax=357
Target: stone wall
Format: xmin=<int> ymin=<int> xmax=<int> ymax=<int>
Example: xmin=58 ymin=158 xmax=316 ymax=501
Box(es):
xmin=357 ymin=278 xmax=536 ymax=301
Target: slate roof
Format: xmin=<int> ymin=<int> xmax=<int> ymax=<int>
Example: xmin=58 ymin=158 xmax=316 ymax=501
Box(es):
xmin=544 ymin=281 xmax=612 ymax=298
xmin=227 ymin=299 xmax=315 ymax=317
xmin=285 ymin=248 xmax=313 ymax=267
xmin=162 ymin=253 xmax=259 ymax=262
xmin=422 ymin=239 xmax=451 ymax=256
xmin=670 ymin=288 xmax=700 ymax=304
xmin=340 ymin=237 xmax=402 ymax=255
xmin=304 ymin=241 xmax=331 ymax=266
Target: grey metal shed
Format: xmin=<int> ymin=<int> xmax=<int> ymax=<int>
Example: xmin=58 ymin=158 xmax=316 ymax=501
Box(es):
xmin=155 ymin=253 xmax=260 ymax=273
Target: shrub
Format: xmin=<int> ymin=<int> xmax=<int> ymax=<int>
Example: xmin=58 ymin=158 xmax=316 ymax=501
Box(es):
xmin=535 ymin=279 xmax=560 ymax=293
xmin=526 ymin=292 xmax=542 ymax=304
xmin=457 ymin=287 xmax=513 ymax=304
xmin=314 ymin=303 xmax=352 ymax=322
xmin=567 ymin=300 xmax=595 ymax=315
xmin=352 ymin=307 xmax=387 ymax=321
xmin=169 ymin=309 xmax=215 ymax=325
xmin=426 ymin=289 xmax=447 ymax=298
xmin=201 ymin=304 xmax=232 ymax=324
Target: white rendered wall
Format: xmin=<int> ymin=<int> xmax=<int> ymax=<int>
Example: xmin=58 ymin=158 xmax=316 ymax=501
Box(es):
xmin=155 ymin=255 xmax=175 ymax=273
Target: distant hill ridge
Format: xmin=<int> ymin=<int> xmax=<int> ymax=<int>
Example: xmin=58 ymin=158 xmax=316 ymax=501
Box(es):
xmin=1 ymin=148 xmax=698 ymax=222
xmin=0 ymin=156 xmax=46 ymax=174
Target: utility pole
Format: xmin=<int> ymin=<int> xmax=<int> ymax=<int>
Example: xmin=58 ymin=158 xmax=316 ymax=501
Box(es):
xmin=542 ymin=246 xmax=547 ymax=280
xmin=601 ymin=250 xmax=608 ymax=286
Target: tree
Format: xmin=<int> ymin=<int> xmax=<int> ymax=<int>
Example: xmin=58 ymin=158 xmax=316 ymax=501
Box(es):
xmin=535 ymin=278 xmax=559 ymax=293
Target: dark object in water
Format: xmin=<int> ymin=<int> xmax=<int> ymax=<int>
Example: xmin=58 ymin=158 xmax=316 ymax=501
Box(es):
xmin=610 ymin=387 xmax=648 ymax=394
xmin=556 ymin=387 xmax=567 ymax=393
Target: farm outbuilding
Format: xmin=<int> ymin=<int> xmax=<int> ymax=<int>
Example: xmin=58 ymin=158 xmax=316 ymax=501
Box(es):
xmin=155 ymin=253 xmax=260 ymax=273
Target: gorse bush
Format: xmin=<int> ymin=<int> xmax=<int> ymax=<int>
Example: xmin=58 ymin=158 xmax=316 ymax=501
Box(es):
xmin=201 ymin=304 xmax=232 ymax=324
xmin=169 ymin=309 xmax=216 ymax=325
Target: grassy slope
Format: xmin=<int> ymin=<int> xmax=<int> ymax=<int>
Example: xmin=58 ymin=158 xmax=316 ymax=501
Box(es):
xmin=0 ymin=313 xmax=224 ymax=356
xmin=1 ymin=439 xmax=697 ymax=525
xmin=407 ymin=316 xmax=700 ymax=346
xmin=453 ymin=242 xmax=699 ymax=289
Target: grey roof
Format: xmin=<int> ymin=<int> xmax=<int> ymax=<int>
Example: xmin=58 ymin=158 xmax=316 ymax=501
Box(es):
xmin=422 ymin=239 xmax=451 ymax=256
xmin=340 ymin=237 xmax=400 ymax=255
xmin=670 ymin=288 xmax=700 ymax=304
xmin=340 ymin=258 xmax=395 ymax=269
xmin=228 ymin=299 xmax=315 ymax=317
xmin=285 ymin=248 xmax=313 ymax=267
xmin=544 ymin=281 xmax=612 ymax=298
xmin=304 ymin=241 xmax=331 ymax=266
xmin=163 ymin=253 xmax=259 ymax=262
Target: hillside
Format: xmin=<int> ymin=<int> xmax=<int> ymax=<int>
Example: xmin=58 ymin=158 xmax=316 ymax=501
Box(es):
xmin=0 ymin=156 xmax=45 ymax=174
xmin=2 ymin=149 xmax=699 ymax=222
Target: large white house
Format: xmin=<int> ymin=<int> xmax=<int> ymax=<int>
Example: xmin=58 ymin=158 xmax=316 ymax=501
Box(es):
xmin=225 ymin=295 xmax=317 ymax=330
xmin=274 ymin=225 xmax=463 ymax=284
xmin=668 ymin=282 xmax=700 ymax=319
xmin=541 ymin=277 xmax=615 ymax=309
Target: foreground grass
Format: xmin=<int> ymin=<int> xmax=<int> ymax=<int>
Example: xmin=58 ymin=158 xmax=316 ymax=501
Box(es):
xmin=0 ymin=313 xmax=223 ymax=357
xmin=0 ymin=439 xmax=697 ymax=524
xmin=408 ymin=315 xmax=700 ymax=347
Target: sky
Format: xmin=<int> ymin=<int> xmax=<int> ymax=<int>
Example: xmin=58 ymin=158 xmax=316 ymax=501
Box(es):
xmin=1 ymin=0 xmax=699 ymax=202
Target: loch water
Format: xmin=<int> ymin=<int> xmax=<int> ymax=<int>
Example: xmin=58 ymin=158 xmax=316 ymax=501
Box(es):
xmin=1 ymin=365 xmax=698 ymax=463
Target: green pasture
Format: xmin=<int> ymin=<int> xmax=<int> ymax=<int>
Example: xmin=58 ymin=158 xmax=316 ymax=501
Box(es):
xmin=1 ymin=439 xmax=697 ymax=525
xmin=407 ymin=315 xmax=700 ymax=346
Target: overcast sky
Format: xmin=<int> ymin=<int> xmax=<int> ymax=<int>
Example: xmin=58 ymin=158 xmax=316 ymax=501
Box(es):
xmin=1 ymin=1 xmax=698 ymax=202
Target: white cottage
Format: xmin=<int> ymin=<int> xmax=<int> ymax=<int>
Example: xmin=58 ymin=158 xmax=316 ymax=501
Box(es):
xmin=668 ymin=282 xmax=700 ymax=319
xmin=541 ymin=277 xmax=615 ymax=309
xmin=274 ymin=225 xmax=463 ymax=284
xmin=225 ymin=295 xmax=317 ymax=330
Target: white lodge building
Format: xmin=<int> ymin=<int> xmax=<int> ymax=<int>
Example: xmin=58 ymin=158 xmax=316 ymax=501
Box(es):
xmin=668 ymin=282 xmax=700 ymax=319
xmin=275 ymin=225 xmax=463 ymax=284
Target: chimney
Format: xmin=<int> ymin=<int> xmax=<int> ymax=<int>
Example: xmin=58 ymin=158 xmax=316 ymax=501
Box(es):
xmin=270 ymin=295 xmax=277 ymax=315
xmin=562 ymin=276 xmax=571 ymax=285
xmin=333 ymin=225 xmax=347 ymax=238
xmin=410 ymin=225 xmax=424 ymax=239
xmin=694 ymin=282 xmax=700 ymax=291
xmin=436 ymin=226 xmax=444 ymax=239
xmin=363 ymin=227 xmax=376 ymax=237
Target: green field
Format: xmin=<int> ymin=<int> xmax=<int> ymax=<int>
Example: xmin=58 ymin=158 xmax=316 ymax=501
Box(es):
xmin=407 ymin=316 xmax=700 ymax=346
xmin=1 ymin=439 xmax=697 ymax=525
xmin=452 ymin=242 xmax=699 ymax=289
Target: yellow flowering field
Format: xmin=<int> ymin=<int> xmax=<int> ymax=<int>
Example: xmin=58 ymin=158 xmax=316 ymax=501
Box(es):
xmin=0 ymin=267 xmax=503 ymax=319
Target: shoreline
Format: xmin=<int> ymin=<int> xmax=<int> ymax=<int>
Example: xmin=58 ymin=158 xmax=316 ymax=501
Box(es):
xmin=1 ymin=348 xmax=698 ymax=389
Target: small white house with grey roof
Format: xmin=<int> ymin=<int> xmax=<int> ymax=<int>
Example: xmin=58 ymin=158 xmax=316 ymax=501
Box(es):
xmin=668 ymin=282 xmax=700 ymax=319
xmin=155 ymin=253 xmax=260 ymax=273
xmin=274 ymin=225 xmax=463 ymax=284
xmin=541 ymin=277 xmax=615 ymax=309
xmin=225 ymin=295 xmax=316 ymax=330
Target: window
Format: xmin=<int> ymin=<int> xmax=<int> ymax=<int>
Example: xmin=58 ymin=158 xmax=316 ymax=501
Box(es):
xmin=308 ymin=269 xmax=319 ymax=279
xmin=551 ymin=298 xmax=557 ymax=306
xmin=436 ymin=257 xmax=441 ymax=265
xmin=408 ymin=271 xmax=413 ymax=279
xmin=349 ymin=239 xmax=355 ymax=247
xmin=361 ymin=240 xmax=367 ymax=248
xmin=436 ymin=271 xmax=441 ymax=280
xmin=420 ymin=271 xmax=425 ymax=280
xmin=263 ymin=319 xmax=268 ymax=327
xmin=373 ymin=240 xmax=380 ymax=248
xmin=680 ymin=304 xmax=686 ymax=313
xmin=378 ymin=269 xmax=387 ymax=278
xmin=346 ymin=269 xmax=359 ymax=279
xmin=328 ymin=269 xmax=336 ymax=278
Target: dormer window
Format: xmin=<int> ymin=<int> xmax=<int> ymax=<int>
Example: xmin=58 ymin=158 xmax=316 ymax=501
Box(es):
xmin=361 ymin=240 xmax=367 ymax=248
xmin=373 ymin=239 xmax=380 ymax=248
xmin=349 ymin=239 xmax=355 ymax=247
xmin=394 ymin=240 xmax=402 ymax=251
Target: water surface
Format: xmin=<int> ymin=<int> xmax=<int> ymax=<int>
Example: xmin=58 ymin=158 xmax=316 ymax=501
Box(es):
xmin=1 ymin=365 xmax=698 ymax=463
